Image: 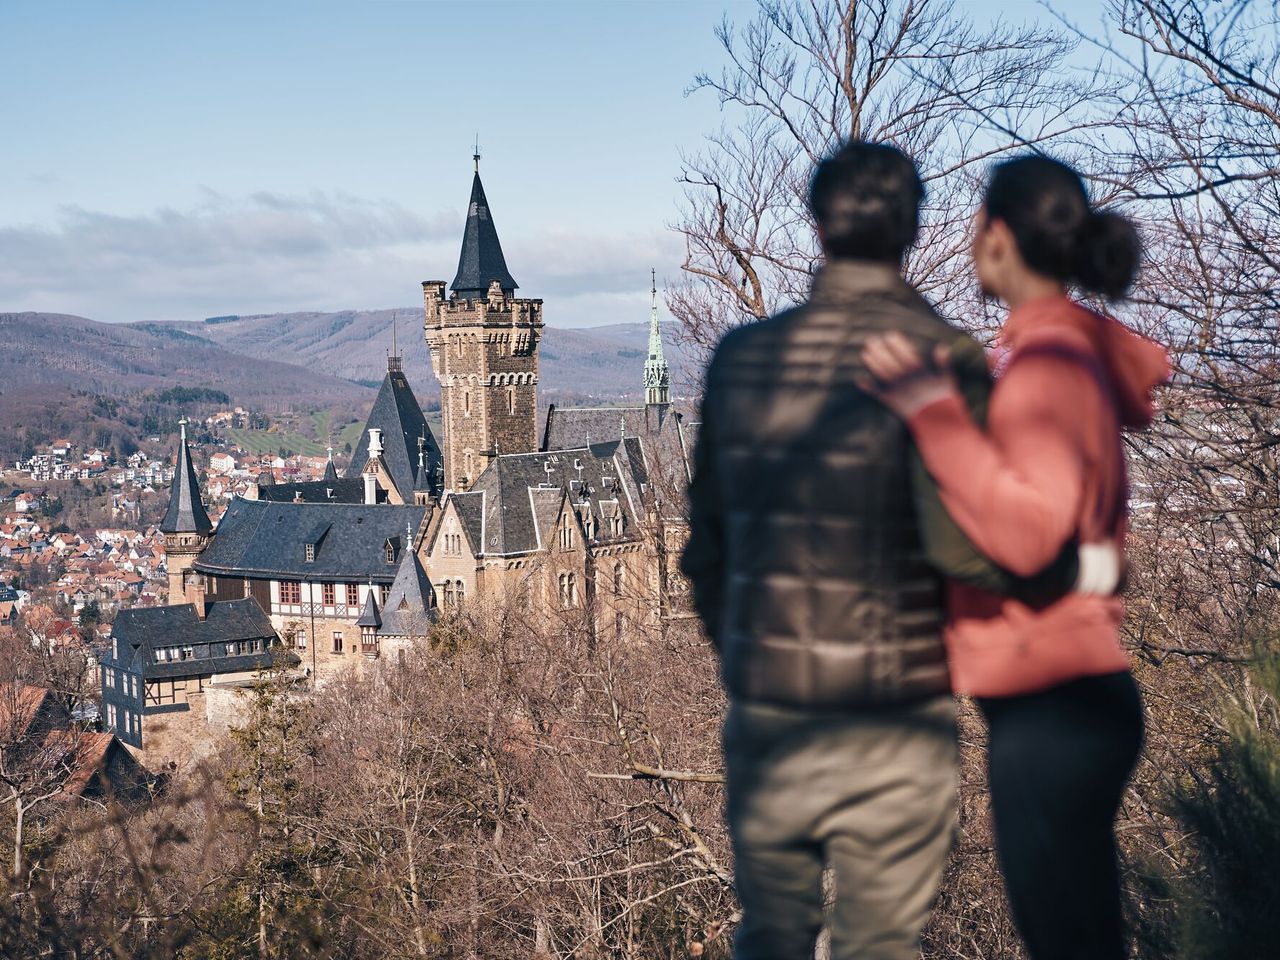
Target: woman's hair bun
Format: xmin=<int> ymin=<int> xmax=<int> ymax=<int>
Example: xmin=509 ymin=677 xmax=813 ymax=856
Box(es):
xmin=1074 ymin=210 xmax=1140 ymax=300
xmin=985 ymin=155 xmax=1142 ymax=300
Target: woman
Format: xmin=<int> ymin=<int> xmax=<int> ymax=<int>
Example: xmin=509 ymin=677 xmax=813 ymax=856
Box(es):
xmin=860 ymin=155 xmax=1169 ymax=960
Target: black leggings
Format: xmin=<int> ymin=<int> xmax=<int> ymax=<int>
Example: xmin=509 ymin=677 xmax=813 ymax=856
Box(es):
xmin=979 ymin=671 xmax=1143 ymax=960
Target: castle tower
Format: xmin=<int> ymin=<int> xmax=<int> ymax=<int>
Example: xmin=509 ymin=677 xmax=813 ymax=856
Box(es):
xmin=424 ymin=157 xmax=543 ymax=492
xmin=160 ymin=418 xmax=213 ymax=605
xmin=643 ymin=268 xmax=670 ymax=407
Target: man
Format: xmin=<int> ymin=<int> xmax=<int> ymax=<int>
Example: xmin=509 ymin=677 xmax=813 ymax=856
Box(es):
xmin=681 ymin=141 xmax=993 ymax=959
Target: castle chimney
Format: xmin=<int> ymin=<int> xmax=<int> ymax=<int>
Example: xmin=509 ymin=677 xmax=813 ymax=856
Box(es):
xmin=364 ymin=472 xmax=377 ymax=505
xmin=185 ymin=573 xmax=207 ymax=620
xmin=368 ymin=428 xmax=384 ymax=460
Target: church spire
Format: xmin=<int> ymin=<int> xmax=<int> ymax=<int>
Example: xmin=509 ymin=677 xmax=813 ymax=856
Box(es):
xmin=451 ymin=160 xmax=519 ymax=300
xmin=644 ymin=269 xmax=670 ymax=406
xmin=160 ymin=418 xmax=212 ymax=535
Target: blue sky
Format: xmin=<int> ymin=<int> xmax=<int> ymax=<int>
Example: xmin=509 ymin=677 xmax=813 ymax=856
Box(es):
xmin=0 ymin=0 xmax=1104 ymax=328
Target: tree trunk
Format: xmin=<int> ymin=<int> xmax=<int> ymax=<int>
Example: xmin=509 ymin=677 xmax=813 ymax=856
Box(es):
xmin=12 ymin=797 xmax=23 ymax=881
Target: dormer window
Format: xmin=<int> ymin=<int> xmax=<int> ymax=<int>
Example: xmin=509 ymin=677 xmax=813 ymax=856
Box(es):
xmin=384 ymin=539 xmax=396 ymax=564
xmin=305 ymin=543 xmax=315 ymax=563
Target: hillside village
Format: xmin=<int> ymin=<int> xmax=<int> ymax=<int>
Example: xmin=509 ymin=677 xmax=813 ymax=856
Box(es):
xmin=0 ymin=159 xmax=692 ymax=792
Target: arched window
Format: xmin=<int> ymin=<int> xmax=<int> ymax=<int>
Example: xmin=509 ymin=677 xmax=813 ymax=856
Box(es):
xmin=455 ymin=579 xmax=465 ymax=605
xmin=559 ymin=514 xmax=574 ymax=551
xmin=464 ymin=391 xmax=471 ymax=417
xmin=443 ymin=581 xmax=455 ymax=607
xmin=567 ymin=572 xmax=578 ymax=608
xmin=507 ymin=387 xmax=516 ymax=415
xmin=613 ymin=563 xmax=624 ymax=598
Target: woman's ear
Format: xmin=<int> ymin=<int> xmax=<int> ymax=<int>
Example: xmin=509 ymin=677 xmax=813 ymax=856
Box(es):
xmin=985 ymin=218 xmax=1017 ymax=268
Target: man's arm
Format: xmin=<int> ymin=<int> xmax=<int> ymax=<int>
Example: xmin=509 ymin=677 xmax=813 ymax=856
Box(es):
xmin=909 ymin=332 xmax=1078 ymax=601
xmin=679 ymin=357 xmax=726 ymax=647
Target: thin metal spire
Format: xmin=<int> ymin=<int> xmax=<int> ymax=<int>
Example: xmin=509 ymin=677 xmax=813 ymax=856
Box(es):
xmin=644 ymin=269 xmax=670 ymax=406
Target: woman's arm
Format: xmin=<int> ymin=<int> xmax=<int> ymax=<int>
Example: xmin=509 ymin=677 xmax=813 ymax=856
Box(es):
xmin=863 ymin=332 xmax=1087 ymax=576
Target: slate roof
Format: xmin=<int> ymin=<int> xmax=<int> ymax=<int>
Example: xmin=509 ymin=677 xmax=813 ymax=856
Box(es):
xmin=541 ymin=403 xmax=695 ymax=512
xmin=256 ymin=478 xmax=368 ymax=504
xmin=451 ymin=170 xmax=519 ymax=299
xmin=323 ymin=459 xmax=339 ymax=483
xmin=160 ymin=428 xmax=212 ymax=535
xmin=449 ymin=491 xmax=486 ymax=555
xmin=344 ymin=368 xmax=442 ymax=501
xmin=355 ymin=592 xmax=381 ymax=629
xmin=378 ymin=547 xmax=435 ymax=637
xmin=193 ymin=498 xmax=426 ymax=583
xmin=541 ymin=403 xmax=674 ymax=452
xmin=461 ymin=437 xmax=649 ymax=556
xmin=103 ymin=598 xmax=280 ymax=679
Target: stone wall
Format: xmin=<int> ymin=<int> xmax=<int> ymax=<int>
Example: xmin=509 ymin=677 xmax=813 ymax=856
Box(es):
xmin=424 ymin=281 xmax=544 ymax=491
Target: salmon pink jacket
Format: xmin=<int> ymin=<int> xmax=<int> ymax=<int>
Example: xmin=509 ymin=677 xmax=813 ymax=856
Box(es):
xmin=905 ymin=295 xmax=1170 ymax=698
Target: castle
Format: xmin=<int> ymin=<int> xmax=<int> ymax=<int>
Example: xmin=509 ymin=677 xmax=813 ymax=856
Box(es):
xmin=100 ymin=160 xmax=697 ymax=767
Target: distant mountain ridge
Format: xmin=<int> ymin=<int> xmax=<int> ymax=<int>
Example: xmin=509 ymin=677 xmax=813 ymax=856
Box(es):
xmin=1 ymin=310 xmax=695 ymax=432
xmin=149 ymin=309 xmax=695 ymax=404
xmin=0 ymin=312 xmax=373 ymax=409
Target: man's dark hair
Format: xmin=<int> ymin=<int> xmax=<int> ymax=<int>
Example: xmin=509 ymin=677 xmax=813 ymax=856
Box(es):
xmin=808 ymin=141 xmax=924 ymax=262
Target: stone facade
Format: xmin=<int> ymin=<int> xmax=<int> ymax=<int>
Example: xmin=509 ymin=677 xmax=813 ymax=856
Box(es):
xmin=424 ymin=279 xmax=544 ymax=492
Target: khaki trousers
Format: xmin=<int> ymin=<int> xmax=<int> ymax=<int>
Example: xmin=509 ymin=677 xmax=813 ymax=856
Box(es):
xmin=724 ymin=696 xmax=957 ymax=960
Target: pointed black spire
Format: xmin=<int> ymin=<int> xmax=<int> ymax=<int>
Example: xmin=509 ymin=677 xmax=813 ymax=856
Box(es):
xmin=160 ymin=418 xmax=212 ymax=535
xmin=355 ymin=589 xmax=382 ymax=629
xmin=451 ymin=164 xmax=518 ymax=300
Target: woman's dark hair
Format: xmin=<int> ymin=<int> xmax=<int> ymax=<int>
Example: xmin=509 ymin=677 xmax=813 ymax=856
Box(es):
xmin=809 ymin=141 xmax=924 ymax=262
xmin=984 ymin=155 xmax=1140 ymax=299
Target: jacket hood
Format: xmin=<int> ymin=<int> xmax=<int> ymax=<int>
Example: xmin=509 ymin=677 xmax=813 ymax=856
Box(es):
xmin=1004 ymin=296 xmax=1170 ymax=430
xmin=1092 ymin=309 xmax=1170 ymax=429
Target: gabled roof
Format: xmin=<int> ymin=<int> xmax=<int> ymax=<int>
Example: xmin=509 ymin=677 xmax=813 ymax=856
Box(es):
xmin=160 ymin=425 xmax=212 ymax=535
xmin=194 ymin=498 xmax=426 ymax=583
xmin=463 ymin=437 xmax=649 ymax=556
xmin=103 ymin=598 xmax=279 ymax=679
xmin=378 ymin=548 xmax=435 ymax=637
xmin=256 ymin=478 xmax=367 ymax=504
xmin=451 ymin=170 xmax=518 ymax=299
xmin=0 ymin=684 xmax=62 ymax=742
xmin=541 ymin=404 xmax=674 ymax=453
xmin=344 ymin=369 xmax=442 ymax=501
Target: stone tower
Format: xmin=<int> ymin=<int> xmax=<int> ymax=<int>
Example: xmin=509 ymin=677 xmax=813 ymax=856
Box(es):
xmin=160 ymin=418 xmax=213 ymax=605
xmin=643 ymin=268 xmax=670 ymax=407
xmin=424 ymin=158 xmax=543 ymax=492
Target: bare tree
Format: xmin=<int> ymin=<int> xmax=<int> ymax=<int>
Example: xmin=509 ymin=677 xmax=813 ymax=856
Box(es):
xmin=670 ymin=0 xmax=1110 ymax=369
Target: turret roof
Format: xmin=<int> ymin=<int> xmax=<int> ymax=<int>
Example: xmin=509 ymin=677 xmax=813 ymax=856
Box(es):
xmin=378 ymin=543 xmax=434 ymax=637
xmin=451 ymin=170 xmax=518 ymax=299
xmin=355 ymin=590 xmax=381 ymax=628
xmin=160 ymin=422 xmax=212 ymax=535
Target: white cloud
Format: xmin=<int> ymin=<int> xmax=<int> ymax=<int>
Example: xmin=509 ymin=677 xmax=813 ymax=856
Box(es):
xmin=0 ymin=193 xmax=685 ymax=328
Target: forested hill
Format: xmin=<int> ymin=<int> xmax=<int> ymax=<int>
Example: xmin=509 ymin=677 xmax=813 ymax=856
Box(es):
xmin=0 ymin=312 xmax=374 ymax=409
xmin=151 ymin=310 xmax=696 ymax=404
